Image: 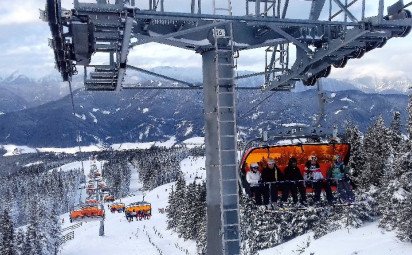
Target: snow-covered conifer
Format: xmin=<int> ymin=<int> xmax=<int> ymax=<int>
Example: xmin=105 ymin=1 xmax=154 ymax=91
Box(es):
xmin=14 ymin=229 xmax=24 ymax=255
xmin=360 ymin=116 xmax=390 ymax=188
xmin=345 ymin=124 xmax=364 ymax=179
xmin=0 ymin=209 xmax=16 ymax=255
xmin=389 ymin=111 xmax=402 ymax=152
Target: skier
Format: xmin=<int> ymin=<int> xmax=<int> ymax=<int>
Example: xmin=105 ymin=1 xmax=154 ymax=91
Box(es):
xmin=304 ymin=155 xmax=333 ymax=204
xmin=327 ymin=155 xmax=355 ymax=203
xmin=261 ymin=158 xmax=284 ymax=207
xmin=282 ymin=157 xmax=307 ymax=206
xmin=246 ymin=162 xmax=263 ymax=205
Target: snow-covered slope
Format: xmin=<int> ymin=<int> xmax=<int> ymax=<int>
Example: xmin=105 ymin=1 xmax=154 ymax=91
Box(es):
xmin=258 ymin=222 xmax=412 ymax=255
xmin=1 ymin=136 xmax=182 ymax=156
xmin=59 ymin=156 xmax=206 ymax=255
xmin=55 ymin=156 xmax=412 ymax=255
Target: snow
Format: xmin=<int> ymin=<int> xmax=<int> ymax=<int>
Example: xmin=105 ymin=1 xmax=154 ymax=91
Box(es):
xmin=111 ymin=142 xmax=155 ymax=150
xmin=89 ymin=112 xmax=98 ymax=123
xmin=184 ymin=125 xmax=193 ymax=136
xmin=153 ymin=136 xmax=176 ymax=148
xmin=330 ymin=93 xmax=336 ymax=98
xmin=340 ymin=97 xmax=354 ymax=103
xmin=0 ymin=111 xmax=4 ymax=115
xmin=75 ymin=113 xmax=86 ymax=120
xmin=335 ymin=110 xmax=342 ymax=115
xmin=258 ymin=222 xmax=412 ymax=255
xmin=182 ymin=137 xmax=204 ymax=148
xmin=37 ymin=145 xmax=103 ymax=154
xmin=102 ymin=110 xmax=110 ymax=115
xmin=251 ymin=111 xmax=263 ymax=120
xmin=2 ymin=144 xmax=37 ymax=156
xmin=57 ymin=155 xmax=412 ymax=255
xmin=1 ymin=138 xmax=201 ymax=156
xmin=142 ymin=108 xmax=149 ymax=113
xmin=393 ymin=188 xmax=408 ymax=201
xmin=281 ymin=123 xmax=309 ymax=127
xmin=59 ymin=156 xmax=206 ymax=255
xmin=24 ymin=161 xmax=43 ymax=167
xmin=49 ymin=160 xmax=91 ymax=173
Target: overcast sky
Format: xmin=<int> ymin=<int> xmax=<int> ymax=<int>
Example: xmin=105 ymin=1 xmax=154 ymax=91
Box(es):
xmin=0 ymin=0 xmax=411 ymax=80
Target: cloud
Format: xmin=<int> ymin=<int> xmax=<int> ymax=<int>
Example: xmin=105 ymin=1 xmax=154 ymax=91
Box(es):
xmin=0 ymin=0 xmax=411 ymax=84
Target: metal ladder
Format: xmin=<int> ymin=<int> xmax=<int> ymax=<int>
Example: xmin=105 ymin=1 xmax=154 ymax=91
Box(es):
xmin=212 ymin=1 xmax=241 ymax=254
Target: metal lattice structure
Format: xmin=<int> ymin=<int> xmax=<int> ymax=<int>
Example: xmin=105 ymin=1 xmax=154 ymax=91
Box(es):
xmin=43 ymin=0 xmax=412 ymax=254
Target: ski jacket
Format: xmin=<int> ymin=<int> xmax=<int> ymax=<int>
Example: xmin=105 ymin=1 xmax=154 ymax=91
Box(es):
xmin=304 ymin=161 xmax=324 ymax=180
xmin=246 ymin=171 xmax=261 ymax=187
xmin=327 ymin=163 xmax=349 ymax=180
xmin=284 ymin=165 xmax=304 ymax=181
xmin=261 ymin=166 xmax=284 ymax=183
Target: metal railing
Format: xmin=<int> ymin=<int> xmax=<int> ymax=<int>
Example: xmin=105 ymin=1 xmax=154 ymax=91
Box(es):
xmin=62 ymin=222 xmax=82 ymax=232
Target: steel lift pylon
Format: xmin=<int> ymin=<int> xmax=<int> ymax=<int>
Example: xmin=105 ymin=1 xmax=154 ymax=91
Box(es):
xmin=43 ymin=0 xmax=412 ymax=254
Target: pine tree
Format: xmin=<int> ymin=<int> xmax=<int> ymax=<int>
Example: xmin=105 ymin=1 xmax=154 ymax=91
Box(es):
xmin=389 ymin=111 xmax=402 ymax=153
xmin=174 ymin=176 xmax=186 ymax=231
xmin=345 ymin=124 xmax=364 ymax=179
xmin=408 ymin=92 xmax=412 ymax=142
xmin=360 ymin=116 xmax=390 ymax=188
xmin=166 ymin=186 xmax=178 ymax=230
xmin=0 ymin=210 xmax=16 ymax=255
xmin=21 ymin=218 xmax=42 ymax=255
xmin=47 ymin=206 xmax=61 ymax=255
xmin=392 ymin=152 xmax=412 ymax=240
xmin=195 ymin=182 xmax=207 ymax=240
xmin=14 ymin=230 xmax=24 ymax=255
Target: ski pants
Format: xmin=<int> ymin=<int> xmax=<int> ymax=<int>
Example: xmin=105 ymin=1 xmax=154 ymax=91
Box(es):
xmin=282 ymin=181 xmax=307 ymax=203
xmin=250 ymin=185 xmax=263 ymax=205
xmin=337 ymin=179 xmax=355 ymax=203
xmin=263 ymin=182 xmax=282 ymax=205
xmin=311 ymin=180 xmax=333 ymax=202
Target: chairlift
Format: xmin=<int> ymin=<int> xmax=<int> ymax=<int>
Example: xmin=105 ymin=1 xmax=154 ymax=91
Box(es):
xmin=238 ymin=125 xmax=351 ymax=203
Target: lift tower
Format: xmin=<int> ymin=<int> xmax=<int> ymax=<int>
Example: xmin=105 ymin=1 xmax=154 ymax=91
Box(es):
xmin=43 ymin=0 xmax=412 ymax=254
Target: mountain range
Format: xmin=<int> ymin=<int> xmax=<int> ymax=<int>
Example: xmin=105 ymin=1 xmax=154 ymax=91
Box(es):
xmin=0 ymin=68 xmax=410 ymax=147
xmin=0 ymin=80 xmax=408 ymax=147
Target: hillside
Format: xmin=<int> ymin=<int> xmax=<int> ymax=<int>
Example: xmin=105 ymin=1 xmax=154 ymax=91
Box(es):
xmin=0 ymin=87 xmax=408 ymax=147
xmin=59 ymin=156 xmax=205 ymax=255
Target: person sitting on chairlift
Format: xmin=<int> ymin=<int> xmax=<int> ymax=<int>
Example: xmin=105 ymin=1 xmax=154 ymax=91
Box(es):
xmin=246 ymin=162 xmax=263 ymax=205
xmin=282 ymin=157 xmax=307 ymax=206
xmin=304 ymin=155 xmax=334 ymax=204
xmin=327 ymin=155 xmax=355 ymax=203
xmin=261 ymin=158 xmax=284 ymax=207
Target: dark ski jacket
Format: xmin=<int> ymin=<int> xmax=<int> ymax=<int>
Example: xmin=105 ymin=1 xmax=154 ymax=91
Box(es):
xmin=261 ymin=165 xmax=284 ymax=183
xmin=284 ymin=165 xmax=304 ymax=181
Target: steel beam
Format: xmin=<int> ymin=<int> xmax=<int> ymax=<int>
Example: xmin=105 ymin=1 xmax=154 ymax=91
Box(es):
xmin=309 ymin=0 xmax=326 ymax=20
xmin=132 ymin=10 xmax=361 ymax=27
xmin=122 ymin=85 xmax=262 ymax=90
xmin=129 ymin=21 xmax=230 ymax=48
xmin=332 ymin=0 xmax=358 ymax=22
xmin=267 ymin=25 xmax=313 ymax=53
